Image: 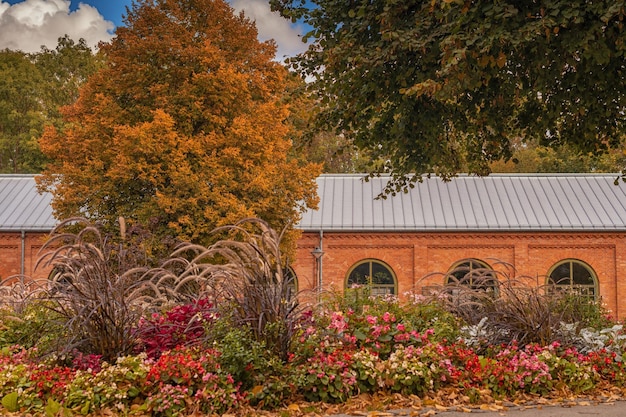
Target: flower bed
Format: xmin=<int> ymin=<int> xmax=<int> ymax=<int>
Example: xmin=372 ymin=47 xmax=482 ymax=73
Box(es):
xmin=1 ymin=303 xmax=626 ymax=417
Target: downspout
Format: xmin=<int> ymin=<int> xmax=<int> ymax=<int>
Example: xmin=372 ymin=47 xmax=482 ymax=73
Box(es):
xmin=311 ymin=230 xmax=325 ymax=297
xmin=20 ymin=230 xmax=25 ymax=277
xmin=318 ymin=230 xmax=324 ymax=294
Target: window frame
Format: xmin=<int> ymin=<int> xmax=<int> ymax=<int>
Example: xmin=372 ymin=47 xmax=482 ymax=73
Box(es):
xmin=547 ymin=258 xmax=598 ymax=300
xmin=284 ymin=266 xmax=298 ymax=298
xmin=345 ymin=259 xmax=397 ymax=296
xmin=445 ymin=258 xmax=499 ymax=296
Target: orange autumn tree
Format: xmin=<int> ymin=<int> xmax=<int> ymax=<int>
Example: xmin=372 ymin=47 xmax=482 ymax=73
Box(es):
xmin=37 ymin=0 xmax=320 ymax=255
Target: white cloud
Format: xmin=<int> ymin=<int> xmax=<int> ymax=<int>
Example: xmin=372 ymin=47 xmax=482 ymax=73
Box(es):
xmin=0 ymin=0 xmax=114 ymax=53
xmin=0 ymin=0 xmax=307 ymax=59
xmin=229 ymin=0 xmax=308 ymax=61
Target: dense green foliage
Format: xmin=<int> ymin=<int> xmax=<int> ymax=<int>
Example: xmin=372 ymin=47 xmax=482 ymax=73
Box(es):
xmin=272 ymin=0 xmax=626 ymax=191
xmin=0 ymin=50 xmax=45 ymax=173
xmin=0 ymin=37 xmax=101 ymax=173
xmin=490 ymin=139 xmax=626 ymax=173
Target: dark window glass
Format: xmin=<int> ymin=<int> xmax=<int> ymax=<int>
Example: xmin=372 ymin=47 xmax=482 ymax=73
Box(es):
xmin=284 ymin=267 xmax=297 ymax=299
xmin=347 ymin=260 xmax=396 ymax=296
xmin=446 ymin=259 xmax=498 ymax=293
xmin=548 ymin=259 xmax=597 ymax=299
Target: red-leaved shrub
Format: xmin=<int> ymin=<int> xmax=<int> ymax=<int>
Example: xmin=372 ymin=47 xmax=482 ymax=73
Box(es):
xmin=134 ymin=299 xmax=216 ymax=358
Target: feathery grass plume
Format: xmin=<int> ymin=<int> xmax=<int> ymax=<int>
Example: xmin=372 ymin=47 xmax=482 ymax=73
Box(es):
xmin=0 ymin=275 xmax=49 ymax=315
xmin=158 ymin=217 xmax=304 ymax=360
xmin=0 ymin=276 xmax=63 ymax=351
xmin=420 ymin=259 xmax=609 ymax=350
xmin=36 ymin=217 xmax=164 ymax=361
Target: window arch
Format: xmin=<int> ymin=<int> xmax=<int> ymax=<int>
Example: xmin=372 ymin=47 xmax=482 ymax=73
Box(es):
xmin=284 ymin=267 xmax=298 ymax=299
xmin=547 ymin=259 xmax=598 ymax=299
xmin=346 ymin=259 xmax=397 ymax=296
xmin=445 ymin=258 xmax=498 ymax=294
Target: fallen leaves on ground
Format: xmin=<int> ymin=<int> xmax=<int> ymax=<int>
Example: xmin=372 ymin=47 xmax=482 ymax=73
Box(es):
xmin=244 ymin=386 xmax=626 ymax=417
xmin=3 ymin=387 xmax=626 ymax=417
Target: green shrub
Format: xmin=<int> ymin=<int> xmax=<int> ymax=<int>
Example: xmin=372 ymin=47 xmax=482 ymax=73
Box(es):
xmin=381 ymin=295 xmax=461 ymax=342
xmin=555 ymin=292 xmax=614 ymax=330
xmin=0 ymin=300 xmax=65 ymax=353
xmin=208 ymin=318 xmax=280 ymax=391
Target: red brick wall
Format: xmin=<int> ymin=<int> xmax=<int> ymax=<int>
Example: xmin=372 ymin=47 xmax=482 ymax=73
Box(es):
xmin=5 ymin=228 xmax=625 ymax=320
xmin=0 ymin=232 xmax=52 ymax=283
xmin=293 ymin=231 xmax=626 ymax=320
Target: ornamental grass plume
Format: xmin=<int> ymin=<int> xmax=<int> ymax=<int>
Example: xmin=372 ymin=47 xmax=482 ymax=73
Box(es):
xmin=421 ymin=259 xmax=611 ymax=349
xmin=0 ymin=276 xmax=48 ymax=316
xmin=36 ymin=217 xmax=164 ymax=361
xmin=151 ymin=217 xmax=304 ymax=361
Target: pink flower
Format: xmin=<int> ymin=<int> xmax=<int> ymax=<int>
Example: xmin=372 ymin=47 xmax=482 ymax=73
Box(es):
xmin=329 ymin=312 xmax=349 ymax=333
xmin=394 ymin=333 xmax=410 ymax=342
xmin=382 ymin=312 xmax=395 ymax=322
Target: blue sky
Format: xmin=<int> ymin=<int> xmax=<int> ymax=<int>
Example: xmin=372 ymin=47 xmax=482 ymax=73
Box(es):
xmin=0 ymin=0 xmax=307 ymax=58
xmin=76 ymin=0 xmax=132 ymax=28
xmin=2 ymin=0 xmax=130 ymax=30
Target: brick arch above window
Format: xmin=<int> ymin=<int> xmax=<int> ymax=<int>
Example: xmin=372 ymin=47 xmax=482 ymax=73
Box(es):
xmin=547 ymin=259 xmax=598 ymax=299
xmin=345 ymin=259 xmax=397 ymax=296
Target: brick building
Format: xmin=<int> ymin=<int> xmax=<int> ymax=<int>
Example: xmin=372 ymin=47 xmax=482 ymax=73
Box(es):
xmin=0 ymin=175 xmax=55 ymax=282
xmin=2 ymin=173 xmax=626 ymax=319
xmin=292 ymin=174 xmax=626 ymax=320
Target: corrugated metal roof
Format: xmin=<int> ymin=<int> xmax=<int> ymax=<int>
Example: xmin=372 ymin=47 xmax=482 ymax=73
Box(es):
xmin=0 ymin=175 xmax=56 ymax=231
xmin=297 ymin=174 xmax=626 ymax=231
xmin=3 ymin=173 xmax=626 ymax=233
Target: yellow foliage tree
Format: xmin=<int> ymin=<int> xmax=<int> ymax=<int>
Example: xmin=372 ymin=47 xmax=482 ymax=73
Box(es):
xmin=37 ymin=0 xmax=320 ymax=255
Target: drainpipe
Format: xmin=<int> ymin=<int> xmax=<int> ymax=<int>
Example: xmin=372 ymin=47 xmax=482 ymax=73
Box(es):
xmin=20 ymin=230 xmax=25 ymax=277
xmin=318 ymin=230 xmax=324 ymax=293
xmin=311 ymin=230 xmax=324 ymax=296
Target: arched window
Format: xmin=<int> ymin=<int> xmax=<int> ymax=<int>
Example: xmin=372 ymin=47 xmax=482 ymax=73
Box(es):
xmin=48 ymin=265 xmax=72 ymax=286
xmin=284 ymin=267 xmax=298 ymax=299
xmin=346 ymin=259 xmax=397 ymax=296
xmin=547 ymin=259 xmax=597 ymax=299
xmin=445 ymin=258 xmax=498 ymax=295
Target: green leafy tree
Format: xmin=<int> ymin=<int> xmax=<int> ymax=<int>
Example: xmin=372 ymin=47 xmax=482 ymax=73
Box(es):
xmin=35 ymin=35 xmax=105 ymax=131
xmin=0 ymin=37 xmax=100 ymax=173
xmin=271 ymin=0 xmax=626 ymax=191
xmin=37 ymin=0 xmax=320 ymax=254
xmin=283 ymin=73 xmax=376 ymax=173
xmin=299 ymin=131 xmax=377 ymax=173
xmin=491 ymin=138 xmax=626 ymax=173
xmin=0 ymin=50 xmax=45 ymax=173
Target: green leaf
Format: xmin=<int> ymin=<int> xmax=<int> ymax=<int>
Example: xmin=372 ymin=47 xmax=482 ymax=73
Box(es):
xmin=79 ymin=400 xmax=91 ymax=415
xmin=354 ymin=328 xmax=367 ymax=341
xmin=45 ymin=398 xmax=61 ymax=417
xmin=127 ymin=386 xmax=140 ymax=398
xmin=378 ymin=334 xmax=392 ymax=342
xmin=1 ymin=392 xmax=19 ymax=412
xmin=334 ymin=378 xmax=343 ymax=390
